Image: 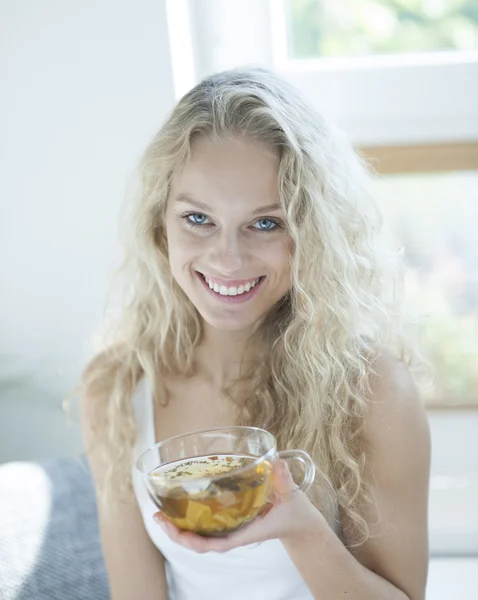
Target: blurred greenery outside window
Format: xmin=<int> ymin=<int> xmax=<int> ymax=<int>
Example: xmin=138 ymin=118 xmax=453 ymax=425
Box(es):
xmin=372 ymin=171 xmax=478 ymax=408
xmin=285 ymin=0 xmax=478 ymax=58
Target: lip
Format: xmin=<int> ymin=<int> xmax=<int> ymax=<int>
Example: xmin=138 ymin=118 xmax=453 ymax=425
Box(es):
xmin=195 ymin=271 xmax=265 ymax=304
xmin=198 ymin=272 xmax=263 ymax=287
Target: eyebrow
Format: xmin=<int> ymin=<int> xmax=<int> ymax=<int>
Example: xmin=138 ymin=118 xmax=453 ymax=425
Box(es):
xmin=175 ymin=195 xmax=282 ymax=215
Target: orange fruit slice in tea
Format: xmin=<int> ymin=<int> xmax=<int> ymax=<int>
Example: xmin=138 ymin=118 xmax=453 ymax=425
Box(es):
xmin=239 ymin=489 xmax=254 ymax=513
xmin=252 ymin=482 xmax=270 ymax=508
xmin=214 ymin=511 xmax=241 ymax=530
xmin=172 ymin=517 xmax=190 ymax=529
xmin=186 ymin=500 xmax=212 ymax=529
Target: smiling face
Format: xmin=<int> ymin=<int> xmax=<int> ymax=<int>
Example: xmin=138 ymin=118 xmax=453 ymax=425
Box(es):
xmin=164 ymin=135 xmax=292 ymax=332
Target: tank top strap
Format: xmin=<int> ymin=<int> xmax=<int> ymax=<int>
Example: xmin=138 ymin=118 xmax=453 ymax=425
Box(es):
xmin=131 ymin=375 xmax=155 ymax=460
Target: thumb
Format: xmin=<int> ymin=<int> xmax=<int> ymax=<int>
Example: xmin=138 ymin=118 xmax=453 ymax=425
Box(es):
xmin=272 ymin=460 xmax=298 ymax=496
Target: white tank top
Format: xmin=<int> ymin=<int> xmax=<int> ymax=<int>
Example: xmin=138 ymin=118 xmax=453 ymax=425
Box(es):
xmin=131 ymin=375 xmax=334 ymax=600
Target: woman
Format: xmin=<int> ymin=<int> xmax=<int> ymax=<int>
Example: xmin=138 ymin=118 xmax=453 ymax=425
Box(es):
xmin=80 ymin=67 xmax=431 ymax=600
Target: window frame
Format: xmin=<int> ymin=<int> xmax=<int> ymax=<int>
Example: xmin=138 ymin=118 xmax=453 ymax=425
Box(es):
xmin=358 ymin=142 xmax=478 ymax=174
xmin=270 ymin=0 xmax=478 ymax=148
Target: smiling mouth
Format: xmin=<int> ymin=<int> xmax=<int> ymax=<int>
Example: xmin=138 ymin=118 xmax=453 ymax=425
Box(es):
xmin=196 ymin=271 xmax=265 ymax=297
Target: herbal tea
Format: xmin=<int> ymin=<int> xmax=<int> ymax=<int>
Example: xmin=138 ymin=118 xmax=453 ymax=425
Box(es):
xmin=148 ymin=454 xmax=273 ymax=535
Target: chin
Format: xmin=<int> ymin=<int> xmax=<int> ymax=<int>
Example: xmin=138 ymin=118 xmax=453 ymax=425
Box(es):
xmin=201 ymin=315 xmax=257 ymax=332
xmin=196 ymin=306 xmax=263 ymax=332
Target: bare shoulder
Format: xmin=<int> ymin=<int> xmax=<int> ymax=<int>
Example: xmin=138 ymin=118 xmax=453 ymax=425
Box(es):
xmin=79 ymin=348 xmax=121 ymax=484
xmin=362 ymin=349 xmax=430 ymax=455
xmin=80 ymin=347 xmax=119 ymax=407
xmin=348 ymin=349 xmax=431 ymax=600
xmin=80 ymin=351 xmax=111 ymax=427
xmin=79 ymin=344 xmax=130 ymax=430
xmin=361 ymin=348 xmax=431 ymax=506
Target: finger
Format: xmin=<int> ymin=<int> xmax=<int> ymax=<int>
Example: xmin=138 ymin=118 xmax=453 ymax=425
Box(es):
xmin=200 ymin=515 xmax=273 ymax=552
xmin=153 ymin=514 xmax=212 ymax=552
xmin=164 ymin=524 xmax=238 ymax=554
xmin=153 ymin=513 xmax=270 ymax=553
xmin=153 ymin=513 xmax=182 ymax=540
xmin=172 ymin=530 xmax=214 ymax=553
xmin=273 ymin=460 xmax=298 ymax=496
xmin=184 ymin=517 xmax=270 ymax=553
xmin=153 ymin=513 xmax=243 ymax=553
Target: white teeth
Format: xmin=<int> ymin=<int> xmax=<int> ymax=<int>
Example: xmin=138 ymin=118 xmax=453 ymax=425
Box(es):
xmin=202 ymin=274 xmax=261 ymax=297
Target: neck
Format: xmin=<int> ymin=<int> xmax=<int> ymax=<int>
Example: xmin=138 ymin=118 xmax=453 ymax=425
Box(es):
xmin=193 ymin=322 xmax=261 ymax=390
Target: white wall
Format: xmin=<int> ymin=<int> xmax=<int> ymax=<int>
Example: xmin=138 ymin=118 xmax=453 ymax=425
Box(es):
xmin=0 ymin=0 xmax=175 ymax=462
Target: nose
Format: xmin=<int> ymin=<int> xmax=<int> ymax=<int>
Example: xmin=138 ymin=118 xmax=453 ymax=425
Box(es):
xmin=207 ymin=229 xmax=248 ymax=273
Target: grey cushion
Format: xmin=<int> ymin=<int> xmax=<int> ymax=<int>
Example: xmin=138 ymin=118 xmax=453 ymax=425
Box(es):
xmin=0 ymin=457 xmax=109 ymax=600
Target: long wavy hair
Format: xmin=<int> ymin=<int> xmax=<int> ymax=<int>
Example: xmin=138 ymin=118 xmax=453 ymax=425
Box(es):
xmin=79 ymin=66 xmax=425 ymax=547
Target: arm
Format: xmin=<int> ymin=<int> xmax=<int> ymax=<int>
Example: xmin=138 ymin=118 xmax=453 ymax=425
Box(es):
xmin=282 ymin=352 xmax=431 ymax=600
xmin=80 ymin=377 xmax=170 ymax=600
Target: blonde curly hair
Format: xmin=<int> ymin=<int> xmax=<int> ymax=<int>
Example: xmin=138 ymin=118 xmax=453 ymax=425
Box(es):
xmin=79 ymin=66 xmax=424 ymax=548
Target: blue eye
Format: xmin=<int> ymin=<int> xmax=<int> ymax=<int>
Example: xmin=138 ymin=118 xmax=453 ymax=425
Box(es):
xmin=182 ymin=213 xmax=209 ymax=227
xmin=254 ymin=218 xmax=279 ymax=231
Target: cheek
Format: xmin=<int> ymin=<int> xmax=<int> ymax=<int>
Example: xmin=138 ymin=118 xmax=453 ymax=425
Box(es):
xmin=169 ymin=224 xmax=205 ymax=251
xmin=260 ymin=240 xmax=292 ymax=273
xmin=166 ymin=228 xmax=203 ymax=272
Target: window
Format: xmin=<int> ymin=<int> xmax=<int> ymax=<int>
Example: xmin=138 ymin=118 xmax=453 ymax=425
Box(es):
xmin=373 ymin=170 xmax=478 ymax=408
xmin=285 ymin=0 xmax=478 ymax=59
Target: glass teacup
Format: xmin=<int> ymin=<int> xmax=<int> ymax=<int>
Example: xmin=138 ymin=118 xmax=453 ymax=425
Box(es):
xmin=136 ymin=426 xmax=315 ymax=537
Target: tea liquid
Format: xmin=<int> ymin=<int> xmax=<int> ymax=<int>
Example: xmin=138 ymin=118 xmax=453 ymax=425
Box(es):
xmin=148 ymin=454 xmax=273 ymax=536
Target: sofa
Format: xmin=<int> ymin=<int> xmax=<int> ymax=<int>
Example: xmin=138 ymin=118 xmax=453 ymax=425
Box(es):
xmin=0 ymin=457 xmax=109 ymax=599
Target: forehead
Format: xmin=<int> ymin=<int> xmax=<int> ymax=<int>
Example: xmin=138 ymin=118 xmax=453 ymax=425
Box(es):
xmin=169 ymin=135 xmax=280 ymax=210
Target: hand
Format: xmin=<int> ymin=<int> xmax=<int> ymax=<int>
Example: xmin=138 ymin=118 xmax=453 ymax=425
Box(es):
xmin=153 ymin=460 xmax=326 ymax=553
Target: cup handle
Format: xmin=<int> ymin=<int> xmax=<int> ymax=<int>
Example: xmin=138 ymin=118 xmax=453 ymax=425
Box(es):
xmin=277 ymin=450 xmax=315 ymax=493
